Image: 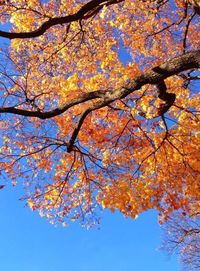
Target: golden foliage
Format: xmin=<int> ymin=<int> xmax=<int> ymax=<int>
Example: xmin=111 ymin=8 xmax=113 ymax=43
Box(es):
xmin=0 ymin=0 xmax=199 ymax=226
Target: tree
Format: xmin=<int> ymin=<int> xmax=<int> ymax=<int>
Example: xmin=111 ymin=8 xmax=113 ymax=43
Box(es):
xmin=161 ymin=210 xmax=200 ymax=271
xmin=0 ymin=0 xmax=199 ymax=226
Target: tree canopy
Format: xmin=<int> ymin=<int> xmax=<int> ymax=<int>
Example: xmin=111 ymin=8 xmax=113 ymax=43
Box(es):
xmin=0 ymin=0 xmax=199 ymax=226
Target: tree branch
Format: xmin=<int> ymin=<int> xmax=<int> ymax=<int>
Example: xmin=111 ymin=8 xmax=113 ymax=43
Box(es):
xmin=67 ymin=99 xmax=112 ymax=152
xmin=1 ymin=50 xmax=199 ymax=120
xmin=0 ymin=0 xmax=124 ymax=39
xmin=66 ymin=49 xmax=200 ymax=151
xmin=156 ymin=80 xmax=176 ymax=115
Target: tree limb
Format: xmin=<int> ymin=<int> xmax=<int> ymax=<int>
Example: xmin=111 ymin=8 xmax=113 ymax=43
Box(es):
xmin=0 ymin=0 xmax=124 ymax=39
xmin=1 ymin=50 xmax=199 ymax=120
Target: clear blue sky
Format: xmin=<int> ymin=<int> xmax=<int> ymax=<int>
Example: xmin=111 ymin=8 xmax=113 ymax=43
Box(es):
xmin=0 ymin=185 xmax=179 ymax=271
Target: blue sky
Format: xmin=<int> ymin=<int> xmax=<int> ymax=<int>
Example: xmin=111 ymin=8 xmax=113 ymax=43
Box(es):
xmin=0 ymin=185 xmax=179 ymax=271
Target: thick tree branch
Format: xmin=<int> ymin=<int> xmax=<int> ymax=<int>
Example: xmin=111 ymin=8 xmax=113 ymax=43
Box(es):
xmin=156 ymin=81 xmax=176 ymax=115
xmin=66 ymin=49 xmax=200 ymax=150
xmin=0 ymin=0 xmax=124 ymax=39
xmin=0 ymin=89 xmax=109 ymax=119
xmin=1 ymin=50 xmax=199 ymax=120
